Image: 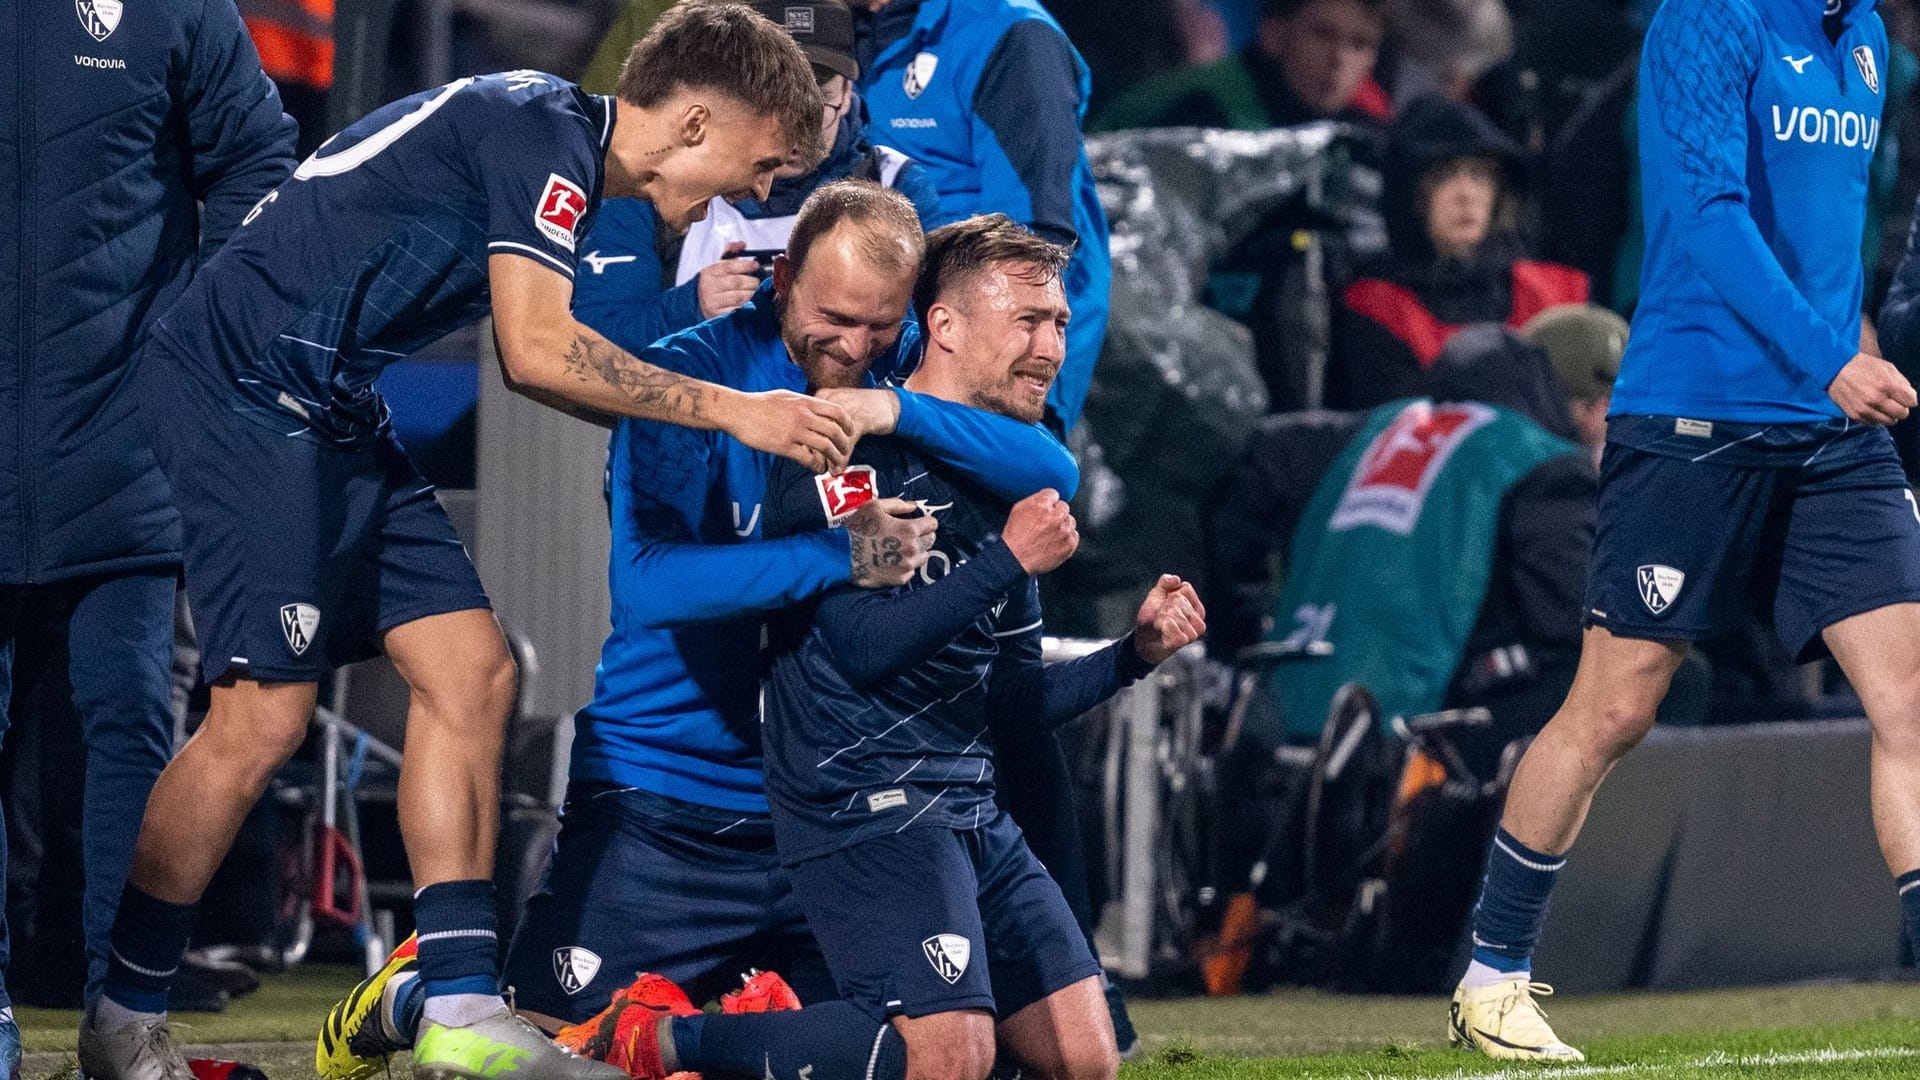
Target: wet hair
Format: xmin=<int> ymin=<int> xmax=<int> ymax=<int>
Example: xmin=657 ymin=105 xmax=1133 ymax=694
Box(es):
xmin=914 ymin=214 xmax=1072 ymax=326
xmin=786 ymin=180 xmax=927 ymax=277
xmin=616 ymin=2 xmax=827 ymax=164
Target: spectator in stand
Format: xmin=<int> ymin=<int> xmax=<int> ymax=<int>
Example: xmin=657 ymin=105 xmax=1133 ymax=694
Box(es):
xmin=573 ymin=0 xmax=948 ymax=358
xmin=1382 ymin=0 xmax=1513 ymax=105
xmin=1523 ymin=303 xmax=1627 ymax=469
xmin=1091 ymin=0 xmax=1390 ymax=133
xmin=1330 ymin=95 xmax=1587 ymax=409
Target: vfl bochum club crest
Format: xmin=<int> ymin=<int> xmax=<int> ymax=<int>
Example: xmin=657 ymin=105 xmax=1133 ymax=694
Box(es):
xmin=280 ymin=603 xmax=321 ymax=657
xmin=1637 ymin=565 xmax=1685 ymax=616
xmin=77 ymin=0 xmax=123 ymax=41
xmin=552 ymin=946 xmax=602 ymax=995
xmin=922 ymin=934 xmax=971 ymax=984
xmin=903 ymin=52 xmax=939 ymax=99
xmin=1855 ymin=45 xmax=1881 ymax=94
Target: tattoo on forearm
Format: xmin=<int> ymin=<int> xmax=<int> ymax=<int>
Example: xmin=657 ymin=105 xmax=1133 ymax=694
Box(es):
xmin=563 ymin=332 xmax=710 ymax=422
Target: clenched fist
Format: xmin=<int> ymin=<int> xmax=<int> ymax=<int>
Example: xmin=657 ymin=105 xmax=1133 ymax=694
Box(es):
xmin=1829 ymin=353 xmax=1918 ymax=426
xmin=1132 ymin=574 xmax=1206 ymax=666
xmin=846 ymin=497 xmax=937 ymax=588
xmin=1002 ymin=489 xmax=1078 ymax=574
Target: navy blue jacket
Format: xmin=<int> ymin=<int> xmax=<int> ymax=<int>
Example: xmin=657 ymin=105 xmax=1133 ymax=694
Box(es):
xmin=1 ymin=0 xmax=295 ymax=584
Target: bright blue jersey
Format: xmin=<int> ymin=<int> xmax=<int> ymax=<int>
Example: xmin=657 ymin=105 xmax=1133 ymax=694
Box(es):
xmin=1617 ymin=0 xmax=1885 ymax=422
xmin=571 ymin=283 xmax=1081 ymax=812
xmin=150 ymin=71 xmax=610 ymax=445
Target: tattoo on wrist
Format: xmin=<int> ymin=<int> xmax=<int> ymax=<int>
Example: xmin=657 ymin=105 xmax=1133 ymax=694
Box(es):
xmin=563 ymin=332 xmax=709 ymax=421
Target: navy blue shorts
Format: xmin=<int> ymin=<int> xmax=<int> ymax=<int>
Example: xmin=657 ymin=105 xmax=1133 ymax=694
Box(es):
xmin=503 ymin=784 xmax=831 ymax=1023
xmin=785 ymin=809 xmax=1103 ymax=1022
xmin=1586 ymin=416 xmax=1920 ymax=661
xmin=138 ymin=359 xmax=487 ymax=683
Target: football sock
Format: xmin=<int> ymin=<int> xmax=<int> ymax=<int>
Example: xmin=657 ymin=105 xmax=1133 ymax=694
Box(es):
xmin=1465 ymin=827 xmax=1566 ymax=984
xmin=413 ymin=880 xmax=501 ymax=1025
xmin=390 ymin=973 xmax=426 ymax=1044
xmin=668 ymin=1003 xmax=906 ymax=1080
xmin=101 ymin=885 xmax=198 ymax=1013
xmin=1896 ymin=869 xmax=1920 ymax=958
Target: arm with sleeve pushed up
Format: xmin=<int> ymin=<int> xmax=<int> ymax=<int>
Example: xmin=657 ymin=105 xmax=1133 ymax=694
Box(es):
xmin=891 ymin=389 xmax=1081 ymax=501
xmin=1644 ymin=0 xmax=1856 ymax=387
xmin=809 ymin=540 xmax=1030 ymax=687
xmin=571 ymin=199 xmax=705 ymax=357
xmin=610 ymin=368 xmax=852 ymax=629
xmin=183 ymin=0 xmax=298 ymax=254
xmin=985 ymin=582 xmax=1155 ymax=735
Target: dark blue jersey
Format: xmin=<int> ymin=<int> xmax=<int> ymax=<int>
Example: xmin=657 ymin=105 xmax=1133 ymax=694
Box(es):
xmin=759 ymin=434 xmax=1148 ymax=862
xmin=149 ymin=71 xmax=611 ymax=445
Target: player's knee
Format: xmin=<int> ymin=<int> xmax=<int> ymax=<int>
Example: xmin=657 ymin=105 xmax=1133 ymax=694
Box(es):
xmin=202 ymin=704 xmax=307 ymax=791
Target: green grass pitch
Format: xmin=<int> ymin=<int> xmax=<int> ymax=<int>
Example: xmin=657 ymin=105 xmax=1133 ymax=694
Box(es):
xmin=16 ymin=969 xmax=1920 ymax=1078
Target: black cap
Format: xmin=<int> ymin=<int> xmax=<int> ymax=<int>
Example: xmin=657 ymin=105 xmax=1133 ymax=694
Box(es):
xmin=750 ymin=0 xmax=859 ymax=82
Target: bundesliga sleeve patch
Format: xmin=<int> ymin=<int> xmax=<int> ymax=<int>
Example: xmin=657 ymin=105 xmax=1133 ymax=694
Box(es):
xmin=535 ymin=173 xmax=588 ymax=252
xmin=816 ymin=465 xmax=878 ymax=525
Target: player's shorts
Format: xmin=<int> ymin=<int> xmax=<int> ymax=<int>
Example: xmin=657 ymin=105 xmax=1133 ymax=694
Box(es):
xmin=785 ymin=808 xmax=1103 ymax=1023
xmin=503 ymin=783 xmax=832 ymax=1023
xmin=1585 ymin=415 xmax=1920 ymax=661
xmin=136 ymin=354 xmax=488 ymax=683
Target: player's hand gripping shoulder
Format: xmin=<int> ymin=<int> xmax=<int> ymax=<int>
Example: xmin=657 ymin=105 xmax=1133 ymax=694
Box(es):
xmin=816 ymin=387 xmax=901 ymax=438
xmin=1828 ymin=354 xmax=1918 ymax=426
xmin=1002 ymin=489 xmax=1079 ymax=574
xmin=729 ymin=389 xmax=860 ymax=473
xmin=1132 ymin=574 xmax=1207 ymax=666
xmin=845 ymin=498 xmax=938 ymax=587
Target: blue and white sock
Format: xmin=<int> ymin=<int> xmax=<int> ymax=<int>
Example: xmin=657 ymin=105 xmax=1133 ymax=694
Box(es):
xmin=413 ymin=880 xmax=502 ymax=1028
xmin=101 ymin=885 xmax=199 ymax=1015
xmin=1463 ymin=827 xmax=1567 ymax=988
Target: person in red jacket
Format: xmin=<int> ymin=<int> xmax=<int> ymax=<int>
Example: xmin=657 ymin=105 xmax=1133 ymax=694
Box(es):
xmin=1330 ymin=95 xmax=1587 ymax=409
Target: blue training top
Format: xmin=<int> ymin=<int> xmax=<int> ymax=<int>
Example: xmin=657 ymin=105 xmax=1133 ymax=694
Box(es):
xmin=570 ymin=282 xmax=1082 ymax=813
xmin=150 ymin=71 xmax=609 ymax=446
xmin=1616 ymin=0 xmax=1885 ymax=423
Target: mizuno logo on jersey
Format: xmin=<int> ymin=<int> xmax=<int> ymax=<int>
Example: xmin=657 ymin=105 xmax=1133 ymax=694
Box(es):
xmin=1782 ymin=55 xmax=1814 ymax=74
xmin=535 ymin=174 xmax=588 ymax=252
xmin=1771 ymin=105 xmax=1880 ymax=150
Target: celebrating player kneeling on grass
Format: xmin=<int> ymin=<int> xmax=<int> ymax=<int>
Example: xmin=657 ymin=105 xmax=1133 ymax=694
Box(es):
xmin=574 ymin=217 xmax=1204 ymax=1080
xmin=80 ymin=7 xmax=854 ymax=1080
xmin=1448 ymin=0 xmax=1920 ymax=1064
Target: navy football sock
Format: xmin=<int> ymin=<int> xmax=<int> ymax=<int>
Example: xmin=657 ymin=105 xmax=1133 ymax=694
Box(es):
xmin=1897 ymin=869 xmax=1920 ymax=959
xmin=672 ymin=1003 xmax=905 ymax=1080
xmin=101 ymin=886 xmax=199 ymax=1014
xmin=1468 ymin=827 xmax=1567 ymax=974
xmin=413 ymin=880 xmax=499 ymax=1000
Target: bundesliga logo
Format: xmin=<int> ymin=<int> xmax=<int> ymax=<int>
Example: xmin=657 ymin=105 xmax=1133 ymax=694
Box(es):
xmin=815 ymin=464 xmax=878 ymax=525
xmin=535 ymin=174 xmax=588 ymax=252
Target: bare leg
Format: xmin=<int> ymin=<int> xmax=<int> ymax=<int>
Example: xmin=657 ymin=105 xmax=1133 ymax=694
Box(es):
xmin=1823 ymin=603 xmax=1920 ymax=875
xmin=128 ymin=678 xmax=317 ymax=902
xmin=1499 ymin=626 xmax=1688 ymax=853
xmin=382 ymin=608 xmax=517 ymax=887
xmin=891 ymin=1009 xmax=996 ymax=1080
xmin=996 ymin=976 xmax=1117 ymax=1080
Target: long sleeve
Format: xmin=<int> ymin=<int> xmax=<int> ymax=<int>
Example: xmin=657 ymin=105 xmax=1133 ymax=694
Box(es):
xmin=808 ymin=541 xmax=1030 ymax=687
xmin=183 ymin=0 xmax=298 ymax=255
xmin=970 ymin=20 xmax=1088 ymax=244
xmin=1644 ymin=0 xmax=1856 ymax=388
xmin=986 ymin=582 xmax=1154 ymax=734
xmin=892 ymin=389 xmax=1081 ymax=501
xmin=572 ymin=198 xmax=704 ymax=357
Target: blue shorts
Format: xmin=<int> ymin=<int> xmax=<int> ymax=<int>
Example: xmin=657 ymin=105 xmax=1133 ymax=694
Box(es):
xmin=1586 ymin=416 xmax=1920 ymax=661
xmin=785 ymin=809 xmax=1103 ymax=1022
xmin=137 ymin=354 xmax=488 ymax=683
xmin=502 ymin=784 xmax=831 ymax=1023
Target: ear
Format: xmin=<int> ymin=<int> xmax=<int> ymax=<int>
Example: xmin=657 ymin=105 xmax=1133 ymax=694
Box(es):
xmin=677 ymin=101 xmax=710 ymax=147
xmin=772 ymin=252 xmax=795 ymax=299
xmin=926 ymin=301 xmax=959 ymax=352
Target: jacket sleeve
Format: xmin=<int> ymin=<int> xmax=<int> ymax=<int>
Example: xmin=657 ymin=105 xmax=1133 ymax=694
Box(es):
xmin=181 ymin=0 xmax=298 ymax=256
xmin=1643 ymin=0 xmax=1856 ymax=388
xmin=1879 ymin=190 xmax=1920 ymax=380
xmin=970 ymin=20 xmax=1087 ymax=244
xmin=891 ymin=389 xmax=1081 ymax=501
xmin=609 ymin=343 xmax=853 ymax=629
xmin=986 ymin=583 xmax=1153 ymax=734
xmin=572 ymin=199 xmax=704 ymax=357
xmin=809 ymin=540 xmax=1031 ymax=687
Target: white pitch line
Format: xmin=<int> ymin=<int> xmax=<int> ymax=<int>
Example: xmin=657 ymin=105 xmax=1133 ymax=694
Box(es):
xmin=1356 ymin=1044 xmax=1920 ymax=1080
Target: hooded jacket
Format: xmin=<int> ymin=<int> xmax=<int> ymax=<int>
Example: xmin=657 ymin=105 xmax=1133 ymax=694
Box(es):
xmin=1 ymin=0 xmax=296 ymax=584
xmin=1333 ymin=96 xmax=1587 ymax=409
